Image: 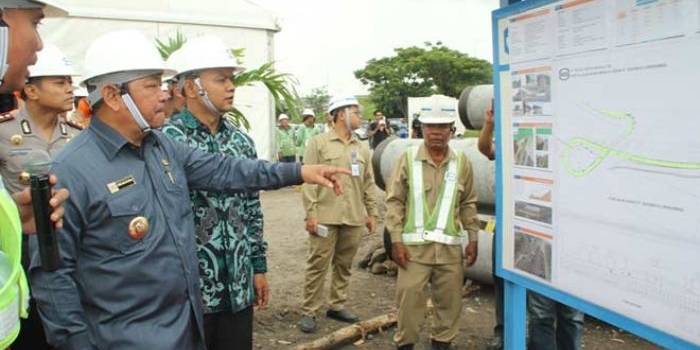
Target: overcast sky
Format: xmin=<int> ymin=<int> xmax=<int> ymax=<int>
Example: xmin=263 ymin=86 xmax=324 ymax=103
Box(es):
xmin=251 ymin=0 xmax=499 ymax=96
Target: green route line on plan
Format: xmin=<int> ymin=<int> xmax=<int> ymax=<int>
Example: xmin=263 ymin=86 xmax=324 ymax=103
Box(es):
xmin=561 ymin=105 xmax=700 ymax=177
xmin=562 ymin=137 xmax=700 ymax=177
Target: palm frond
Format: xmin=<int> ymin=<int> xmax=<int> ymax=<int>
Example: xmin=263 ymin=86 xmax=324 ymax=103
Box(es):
xmin=155 ymin=30 xmax=187 ymax=60
xmin=156 ymin=32 xmax=302 ymax=130
xmin=233 ymin=62 xmax=302 ymax=122
xmin=224 ymin=108 xmax=251 ymax=131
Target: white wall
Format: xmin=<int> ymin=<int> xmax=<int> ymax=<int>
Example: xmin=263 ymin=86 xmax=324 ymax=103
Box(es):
xmin=40 ymin=0 xmax=279 ymax=160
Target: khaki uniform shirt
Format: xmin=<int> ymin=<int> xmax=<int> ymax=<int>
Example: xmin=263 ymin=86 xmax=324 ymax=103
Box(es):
xmin=302 ymin=130 xmax=378 ymax=226
xmin=385 ymin=144 xmax=479 ymax=265
xmin=0 ymin=107 xmax=81 ymax=193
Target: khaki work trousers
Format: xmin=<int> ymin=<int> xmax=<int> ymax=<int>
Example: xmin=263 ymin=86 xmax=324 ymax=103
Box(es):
xmin=394 ymin=260 xmax=464 ymax=346
xmin=302 ymin=224 xmax=364 ymax=316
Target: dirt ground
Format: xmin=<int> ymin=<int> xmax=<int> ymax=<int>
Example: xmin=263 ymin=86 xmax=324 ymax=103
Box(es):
xmin=253 ymin=188 xmax=659 ymax=350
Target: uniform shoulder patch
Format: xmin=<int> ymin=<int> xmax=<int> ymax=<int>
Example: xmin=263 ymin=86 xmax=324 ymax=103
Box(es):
xmin=0 ymin=112 xmax=15 ymax=123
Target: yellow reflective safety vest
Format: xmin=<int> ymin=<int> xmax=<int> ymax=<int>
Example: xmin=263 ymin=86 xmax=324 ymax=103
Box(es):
xmin=0 ymin=179 xmax=29 ymax=348
xmin=402 ymin=146 xmax=467 ymax=246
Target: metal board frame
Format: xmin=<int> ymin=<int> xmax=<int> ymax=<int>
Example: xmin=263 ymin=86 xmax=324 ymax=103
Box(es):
xmin=492 ymin=1 xmax=699 ymax=349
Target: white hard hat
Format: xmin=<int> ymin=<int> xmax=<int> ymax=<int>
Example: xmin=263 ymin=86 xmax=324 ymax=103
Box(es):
xmin=418 ymin=96 xmax=457 ymax=124
xmin=73 ymin=86 xmax=88 ymax=97
xmin=0 ymin=0 xmax=68 ymax=17
xmin=278 ymin=113 xmax=289 ymax=121
xmin=302 ymin=108 xmax=315 ymax=118
xmin=171 ymin=35 xmax=243 ymax=78
xmin=164 ymin=49 xmax=183 ymax=82
xmin=28 ymin=44 xmax=77 ymax=78
xmin=327 ymin=95 xmax=359 ymax=114
xmin=81 ymin=30 xmax=175 ymax=87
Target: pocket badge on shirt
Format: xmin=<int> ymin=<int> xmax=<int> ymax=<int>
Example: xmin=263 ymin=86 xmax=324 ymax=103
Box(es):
xmin=351 ymin=149 xmax=361 ymax=177
xmin=128 ymin=216 xmax=149 ymax=240
xmin=351 ymin=164 xmax=361 ymax=177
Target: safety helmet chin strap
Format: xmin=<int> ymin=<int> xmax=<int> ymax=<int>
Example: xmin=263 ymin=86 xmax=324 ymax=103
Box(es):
xmin=193 ymin=77 xmax=222 ymax=117
xmin=344 ymin=107 xmax=352 ymax=132
xmin=119 ymin=84 xmax=151 ymax=134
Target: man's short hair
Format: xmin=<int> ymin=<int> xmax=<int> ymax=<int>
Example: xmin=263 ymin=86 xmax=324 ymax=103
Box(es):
xmin=373 ymin=110 xmax=382 ymax=116
xmin=20 ymin=77 xmax=44 ymax=101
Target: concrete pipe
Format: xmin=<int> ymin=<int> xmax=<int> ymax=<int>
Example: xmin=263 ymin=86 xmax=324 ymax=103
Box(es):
xmin=458 ymin=84 xmax=494 ymax=130
xmin=468 ymin=230 xmax=495 ymax=285
xmin=372 ymin=137 xmax=495 ymax=209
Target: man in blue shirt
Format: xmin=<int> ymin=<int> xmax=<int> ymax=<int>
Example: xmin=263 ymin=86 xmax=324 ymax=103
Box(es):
xmin=29 ymin=30 xmax=348 ymax=350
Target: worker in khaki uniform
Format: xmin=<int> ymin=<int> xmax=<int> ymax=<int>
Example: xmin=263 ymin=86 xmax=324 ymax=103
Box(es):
xmin=298 ymin=95 xmax=378 ymax=333
xmin=386 ymin=102 xmax=480 ymax=350
xmin=0 ymin=42 xmax=80 ymax=349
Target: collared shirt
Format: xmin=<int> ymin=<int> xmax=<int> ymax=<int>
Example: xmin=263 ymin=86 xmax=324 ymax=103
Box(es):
xmin=28 ymin=116 xmax=302 ymax=350
xmin=276 ymin=126 xmax=296 ymax=157
xmin=302 ymin=129 xmax=378 ymax=226
xmin=162 ymin=109 xmax=266 ymax=315
xmin=296 ymin=124 xmax=321 ymax=157
xmin=0 ymin=106 xmax=81 ymax=193
xmin=385 ymin=144 xmax=479 ymax=265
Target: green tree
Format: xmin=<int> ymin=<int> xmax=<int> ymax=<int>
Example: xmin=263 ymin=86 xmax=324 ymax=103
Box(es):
xmin=301 ymin=86 xmax=330 ymax=122
xmin=155 ymin=31 xmax=301 ymax=130
xmin=354 ymin=42 xmax=492 ymax=118
xmin=357 ymin=95 xmax=377 ymax=121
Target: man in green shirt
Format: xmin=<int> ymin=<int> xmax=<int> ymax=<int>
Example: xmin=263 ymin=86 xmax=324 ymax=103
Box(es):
xmin=161 ymin=35 xmax=269 ymax=350
xmin=296 ymin=108 xmax=321 ymax=163
xmin=276 ymin=113 xmax=296 ymax=162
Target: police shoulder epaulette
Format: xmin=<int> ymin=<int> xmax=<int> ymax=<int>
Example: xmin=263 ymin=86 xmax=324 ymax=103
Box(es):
xmin=0 ymin=112 xmax=14 ymax=123
xmin=64 ymin=120 xmax=84 ymax=130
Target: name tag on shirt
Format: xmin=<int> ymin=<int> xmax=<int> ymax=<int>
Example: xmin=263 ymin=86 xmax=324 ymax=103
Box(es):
xmin=350 ymin=149 xmax=360 ymax=177
xmin=107 ymin=176 xmax=136 ymax=194
xmin=351 ymin=164 xmax=361 ymax=177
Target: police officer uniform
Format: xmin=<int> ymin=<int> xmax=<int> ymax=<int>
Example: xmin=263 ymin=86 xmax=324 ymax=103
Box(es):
xmin=0 ymin=107 xmax=81 ymax=194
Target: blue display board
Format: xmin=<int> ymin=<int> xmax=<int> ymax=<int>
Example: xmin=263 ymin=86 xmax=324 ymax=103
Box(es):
xmin=493 ymin=1 xmax=700 ymax=349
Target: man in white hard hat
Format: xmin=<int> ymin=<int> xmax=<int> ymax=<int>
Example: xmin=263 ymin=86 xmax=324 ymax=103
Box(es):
xmin=161 ymin=35 xmax=267 ymax=350
xmin=276 ymin=113 xmax=296 ymax=162
xmin=0 ymin=41 xmax=80 ymax=349
xmin=0 ymin=2 xmax=70 ymax=348
xmin=386 ymin=97 xmax=479 ymax=350
xmin=2 ymin=43 xmax=81 ymax=193
xmin=296 ymin=108 xmax=320 ymax=163
xmin=28 ymin=29 xmax=350 ymax=349
xmin=298 ymin=95 xmax=378 ymax=333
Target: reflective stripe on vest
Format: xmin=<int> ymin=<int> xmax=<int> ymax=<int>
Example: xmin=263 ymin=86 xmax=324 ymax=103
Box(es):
xmin=402 ymin=146 xmax=466 ymax=246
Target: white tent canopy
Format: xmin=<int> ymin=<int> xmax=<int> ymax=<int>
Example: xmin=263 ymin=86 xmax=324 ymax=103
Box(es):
xmin=41 ymin=0 xmax=280 ymax=160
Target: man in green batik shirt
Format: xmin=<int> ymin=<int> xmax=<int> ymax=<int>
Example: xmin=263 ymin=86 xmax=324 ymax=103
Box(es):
xmin=296 ymin=108 xmax=321 ymax=163
xmin=277 ymin=113 xmax=297 ymax=162
xmin=161 ymin=35 xmax=268 ymax=350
